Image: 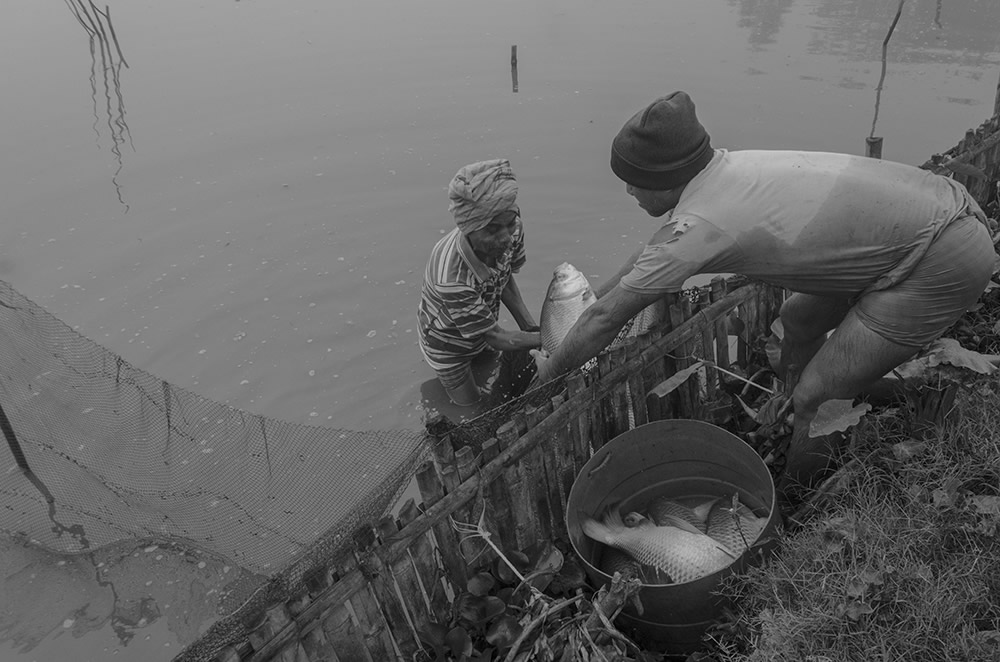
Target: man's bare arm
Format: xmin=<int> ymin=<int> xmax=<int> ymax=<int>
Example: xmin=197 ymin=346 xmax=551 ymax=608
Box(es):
xmin=484 ymin=324 xmax=541 ymax=351
xmin=593 ymin=245 xmax=646 ymax=299
xmin=536 ymin=285 xmax=662 ymax=381
xmin=500 ymin=275 xmax=538 ymax=330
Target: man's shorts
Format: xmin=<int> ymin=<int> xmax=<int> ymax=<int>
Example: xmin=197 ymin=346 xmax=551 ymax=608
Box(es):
xmin=856 ymin=214 xmax=996 ymax=347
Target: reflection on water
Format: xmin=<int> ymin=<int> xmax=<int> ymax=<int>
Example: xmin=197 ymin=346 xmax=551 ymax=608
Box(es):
xmin=870 ymin=0 xmax=907 ymax=139
xmin=0 ymin=535 xmax=257 ymax=659
xmin=730 ymin=0 xmax=796 ymax=48
xmin=808 ymin=0 xmax=1000 ymax=67
xmin=1 ymin=0 xmax=999 ymax=660
xmin=65 ymin=0 xmax=132 ymax=211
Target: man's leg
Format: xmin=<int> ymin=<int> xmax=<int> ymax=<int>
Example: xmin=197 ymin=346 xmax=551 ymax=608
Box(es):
xmin=777 ymin=294 xmax=852 ymax=384
xmin=777 ymin=308 xmax=919 ymax=500
xmin=438 ymin=363 xmax=480 ymax=406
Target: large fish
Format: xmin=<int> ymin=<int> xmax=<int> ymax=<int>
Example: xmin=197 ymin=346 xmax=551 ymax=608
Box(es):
xmin=540 ymin=262 xmax=597 ymax=354
xmin=646 ymin=496 xmax=717 ymax=533
xmin=598 ymin=512 xmax=672 ymax=584
xmin=582 ymin=507 xmax=735 ymax=584
xmin=705 ymin=496 xmax=768 ymax=555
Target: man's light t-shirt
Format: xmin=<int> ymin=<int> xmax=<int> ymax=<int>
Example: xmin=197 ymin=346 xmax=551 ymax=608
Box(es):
xmin=620 ymin=150 xmax=983 ymax=298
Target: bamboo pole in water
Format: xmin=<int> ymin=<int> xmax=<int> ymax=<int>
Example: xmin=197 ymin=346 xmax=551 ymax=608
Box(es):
xmin=511 ymin=45 xmax=518 ymax=93
xmin=866 ymin=136 xmax=884 ymax=159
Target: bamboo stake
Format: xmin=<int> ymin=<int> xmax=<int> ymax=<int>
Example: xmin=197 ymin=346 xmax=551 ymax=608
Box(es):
xmin=869 ymin=0 xmax=906 ymax=146
xmin=511 ymin=45 xmax=518 ymax=93
xmin=242 ymin=283 xmax=771 ymax=662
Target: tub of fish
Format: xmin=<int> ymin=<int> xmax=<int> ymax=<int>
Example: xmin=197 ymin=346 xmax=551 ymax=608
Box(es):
xmin=566 ymin=418 xmax=780 ymax=654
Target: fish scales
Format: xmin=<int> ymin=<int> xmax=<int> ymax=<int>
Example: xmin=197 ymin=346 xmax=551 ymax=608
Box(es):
xmin=706 ymin=497 xmax=768 ymax=555
xmin=647 ymin=496 xmax=711 ymax=532
xmin=583 ymin=508 xmax=734 ymax=584
xmin=540 ymin=262 xmax=597 ymax=354
xmin=600 ymin=548 xmax=669 ymax=583
xmin=600 ymin=525 xmax=673 ymax=584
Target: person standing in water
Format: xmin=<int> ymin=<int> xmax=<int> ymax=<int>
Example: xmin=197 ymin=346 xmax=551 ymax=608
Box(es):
xmin=417 ymin=159 xmax=542 ymax=406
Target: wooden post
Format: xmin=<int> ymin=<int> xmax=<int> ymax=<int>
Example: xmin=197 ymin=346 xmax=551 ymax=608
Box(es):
xmin=567 ymin=372 xmax=594 ymax=471
xmin=866 ymin=136 xmax=883 ymax=159
xmin=994 ymin=69 xmax=1000 ymax=118
xmin=398 ymin=499 xmax=450 ymax=622
xmin=524 ymin=403 xmax=558 ymax=540
xmin=481 ymin=437 xmax=518 ymax=550
xmin=415 ymin=460 xmax=468 ymax=590
xmin=511 ymin=45 xmax=518 ymax=93
xmin=497 ymin=419 xmax=538 ymax=550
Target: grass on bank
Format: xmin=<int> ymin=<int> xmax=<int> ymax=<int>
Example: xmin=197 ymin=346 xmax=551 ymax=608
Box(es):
xmin=707 ymin=382 xmax=1000 ymax=662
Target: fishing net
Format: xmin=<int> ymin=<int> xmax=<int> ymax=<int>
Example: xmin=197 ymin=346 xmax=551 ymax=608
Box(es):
xmin=0 ymin=279 xmax=430 ymax=655
xmin=0 ymin=269 xmax=656 ymax=661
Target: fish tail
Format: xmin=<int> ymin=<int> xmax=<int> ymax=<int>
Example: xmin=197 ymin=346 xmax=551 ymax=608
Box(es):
xmin=581 ymin=516 xmax=613 ymax=543
xmin=581 ymin=504 xmax=625 ymax=543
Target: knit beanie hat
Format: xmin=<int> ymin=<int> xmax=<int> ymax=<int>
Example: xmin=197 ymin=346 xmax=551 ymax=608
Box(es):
xmin=610 ymin=91 xmax=713 ymax=191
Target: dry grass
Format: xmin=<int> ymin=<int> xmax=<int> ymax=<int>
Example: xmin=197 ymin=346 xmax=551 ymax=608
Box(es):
xmin=707 ymin=384 xmax=1000 ymax=662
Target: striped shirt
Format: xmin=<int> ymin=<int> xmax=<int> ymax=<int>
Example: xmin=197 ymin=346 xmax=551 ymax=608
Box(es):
xmin=417 ymin=222 xmax=526 ymax=367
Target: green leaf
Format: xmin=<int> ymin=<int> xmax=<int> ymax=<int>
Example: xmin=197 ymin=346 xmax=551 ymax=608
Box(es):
xmin=482 ymin=596 xmax=506 ymax=621
xmin=548 ymin=554 xmax=588 ymax=595
xmin=528 ymin=540 xmax=564 ymax=575
xmin=970 ymin=495 xmax=1000 ymax=516
xmin=890 ymin=440 xmax=927 ymax=462
xmin=925 ymin=337 xmax=997 ymax=374
xmin=456 ymin=593 xmax=506 ymax=624
xmin=809 ymin=400 xmax=871 ymax=437
xmin=470 ymin=647 xmax=496 ymax=662
xmin=845 ymin=601 xmax=874 ymax=621
xmin=845 ymin=578 xmax=867 ymax=599
xmin=522 ymin=540 xmax=564 ymax=592
xmin=893 ymin=337 xmax=998 ymax=383
xmin=496 ymin=551 xmax=530 ymax=585
xmin=649 ymin=362 xmax=703 ymax=398
xmin=416 ymin=622 xmax=449 ymax=648
xmin=485 ymin=614 xmax=523 ymax=649
xmin=467 ymin=572 xmax=496 ymax=597
xmin=445 ymin=626 xmax=473 ymax=658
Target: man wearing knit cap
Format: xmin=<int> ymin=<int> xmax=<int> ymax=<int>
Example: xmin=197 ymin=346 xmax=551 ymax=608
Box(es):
xmin=533 ymin=91 xmax=995 ymax=508
xmin=418 ymin=159 xmax=542 ymax=406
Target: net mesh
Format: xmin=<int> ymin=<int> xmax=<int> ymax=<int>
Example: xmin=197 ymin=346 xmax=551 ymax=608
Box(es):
xmin=0 ymin=279 xmax=430 ymax=657
xmin=0 ymin=271 xmax=665 ymax=661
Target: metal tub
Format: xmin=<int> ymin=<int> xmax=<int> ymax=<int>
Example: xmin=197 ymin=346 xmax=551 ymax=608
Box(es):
xmin=566 ymin=419 xmax=780 ymax=654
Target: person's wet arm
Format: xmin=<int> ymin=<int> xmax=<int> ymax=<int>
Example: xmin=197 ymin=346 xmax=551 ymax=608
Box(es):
xmin=593 ymin=245 xmax=645 ymax=298
xmin=483 ymin=323 xmax=541 ymax=351
xmin=501 ymin=275 xmax=538 ymax=330
xmin=535 ymin=285 xmax=660 ymax=381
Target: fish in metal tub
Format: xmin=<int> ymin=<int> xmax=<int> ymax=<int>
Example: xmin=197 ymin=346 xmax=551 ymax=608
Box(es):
xmin=647 ymin=495 xmax=768 ymax=556
xmin=582 ymin=506 xmax=735 ymax=584
xmin=540 ymin=262 xmax=597 ymax=354
xmin=705 ymin=497 xmax=768 ymax=555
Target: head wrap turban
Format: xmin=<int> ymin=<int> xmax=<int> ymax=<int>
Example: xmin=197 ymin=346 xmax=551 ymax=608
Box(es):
xmin=448 ymin=159 xmax=519 ymax=235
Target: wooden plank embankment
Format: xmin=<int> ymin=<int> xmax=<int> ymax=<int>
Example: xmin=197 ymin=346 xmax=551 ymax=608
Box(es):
xmin=241 ymin=281 xmax=771 ymax=662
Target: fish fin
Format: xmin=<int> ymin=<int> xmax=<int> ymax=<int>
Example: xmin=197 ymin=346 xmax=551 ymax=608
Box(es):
xmin=602 ymin=502 xmax=628 ymax=526
xmin=658 ymin=513 xmax=705 ymax=536
xmin=581 ymin=515 xmax=612 ymax=543
xmin=692 ymin=497 xmax=721 ymax=524
xmin=716 ymin=543 xmax=739 ymax=560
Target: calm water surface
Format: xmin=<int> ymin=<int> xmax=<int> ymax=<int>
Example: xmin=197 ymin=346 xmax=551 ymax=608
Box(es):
xmin=1 ymin=0 xmax=998 ymax=660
